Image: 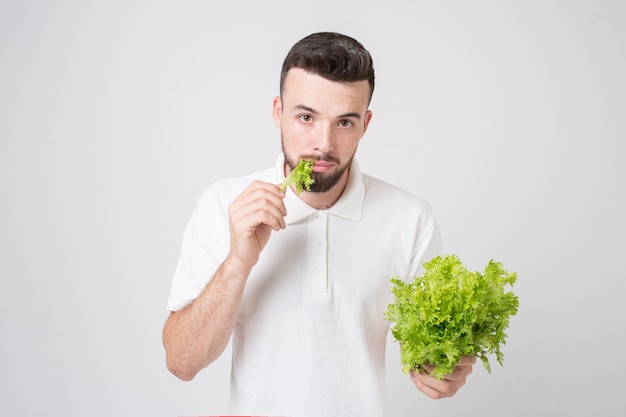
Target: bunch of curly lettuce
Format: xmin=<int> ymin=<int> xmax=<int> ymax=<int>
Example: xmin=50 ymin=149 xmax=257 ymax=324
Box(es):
xmin=385 ymin=254 xmax=519 ymax=379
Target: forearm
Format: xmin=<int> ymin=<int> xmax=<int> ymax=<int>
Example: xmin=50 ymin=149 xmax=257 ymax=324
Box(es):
xmin=162 ymin=256 xmax=250 ymax=381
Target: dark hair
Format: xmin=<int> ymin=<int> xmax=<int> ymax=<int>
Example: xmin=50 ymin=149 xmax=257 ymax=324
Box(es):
xmin=280 ymin=32 xmax=375 ymax=103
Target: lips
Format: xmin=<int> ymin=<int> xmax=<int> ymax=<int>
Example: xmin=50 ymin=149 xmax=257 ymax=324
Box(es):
xmin=312 ymin=160 xmax=334 ymax=173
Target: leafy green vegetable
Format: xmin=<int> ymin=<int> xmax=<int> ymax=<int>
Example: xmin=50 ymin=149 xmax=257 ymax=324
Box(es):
xmin=280 ymin=159 xmax=315 ymax=195
xmin=385 ymin=254 xmax=519 ymax=379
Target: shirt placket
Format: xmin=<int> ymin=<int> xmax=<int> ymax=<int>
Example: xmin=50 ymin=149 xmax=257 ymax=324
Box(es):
xmin=310 ymin=212 xmax=329 ymax=301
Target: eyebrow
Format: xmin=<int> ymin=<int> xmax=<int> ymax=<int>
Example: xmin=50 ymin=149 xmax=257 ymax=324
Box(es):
xmin=294 ymin=104 xmax=362 ymax=120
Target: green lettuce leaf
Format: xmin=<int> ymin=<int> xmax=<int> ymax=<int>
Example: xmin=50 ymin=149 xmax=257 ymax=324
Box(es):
xmin=280 ymin=159 xmax=315 ymax=195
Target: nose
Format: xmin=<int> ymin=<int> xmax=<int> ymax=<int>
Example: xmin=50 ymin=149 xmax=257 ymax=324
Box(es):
xmin=314 ymin=122 xmax=333 ymax=153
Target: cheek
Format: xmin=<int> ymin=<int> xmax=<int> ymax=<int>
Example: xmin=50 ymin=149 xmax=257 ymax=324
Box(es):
xmin=336 ymin=132 xmax=362 ymax=151
xmin=281 ymin=122 xmax=311 ymax=145
xmin=280 ymin=125 xmax=305 ymax=157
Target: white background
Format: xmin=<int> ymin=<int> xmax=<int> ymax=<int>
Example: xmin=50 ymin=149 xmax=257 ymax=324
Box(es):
xmin=1 ymin=1 xmax=625 ymax=416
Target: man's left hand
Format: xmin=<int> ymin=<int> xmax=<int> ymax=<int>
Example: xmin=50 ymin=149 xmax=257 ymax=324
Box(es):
xmin=409 ymin=356 xmax=476 ymax=399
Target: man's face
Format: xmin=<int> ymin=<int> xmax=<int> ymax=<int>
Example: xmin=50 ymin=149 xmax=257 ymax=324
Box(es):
xmin=273 ymin=68 xmax=372 ymax=193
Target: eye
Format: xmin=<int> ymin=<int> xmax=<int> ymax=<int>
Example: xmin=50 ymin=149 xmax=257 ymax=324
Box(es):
xmin=338 ymin=119 xmax=354 ymax=127
xmin=299 ymin=114 xmax=313 ymax=123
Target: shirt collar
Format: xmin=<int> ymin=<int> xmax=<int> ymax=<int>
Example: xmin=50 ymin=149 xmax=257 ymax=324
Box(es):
xmin=274 ymin=154 xmax=365 ymax=224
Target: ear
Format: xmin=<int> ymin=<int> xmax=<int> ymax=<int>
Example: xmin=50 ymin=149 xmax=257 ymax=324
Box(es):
xmin=361 ymin=109 xmax=373 ymax=136
xmin=272 ymin=96 xmax=282 ymax=128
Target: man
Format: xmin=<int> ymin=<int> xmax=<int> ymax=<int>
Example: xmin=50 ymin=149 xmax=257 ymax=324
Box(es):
xmin=163 ymin=32 xmax=475 ymax=416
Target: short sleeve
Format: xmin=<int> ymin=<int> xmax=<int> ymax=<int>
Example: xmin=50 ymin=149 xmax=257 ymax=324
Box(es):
xmin=165 ymin=187 xmax=231 ymax=311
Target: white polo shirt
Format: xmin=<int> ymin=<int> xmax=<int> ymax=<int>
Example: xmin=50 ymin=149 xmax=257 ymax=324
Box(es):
xmin=167 ymin=154 xmax=442 ymax=417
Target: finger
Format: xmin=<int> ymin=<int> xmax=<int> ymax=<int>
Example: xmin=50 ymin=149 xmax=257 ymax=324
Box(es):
xmin=421 ymin=356 xmax=476 ymax=380
xmin=458 ymin=355 xmax=477 ymax=366
xmin=230 ymin=187 xmax=287 ymax=230
xmin=443 ymin=356 xmax=476 ymax=382
xmin=443 ymin=363 xmax=473 ymax=382
xmin=231 ymin=199 xmax=286 ymax=232
xmin=410 ymin=370 xmax=462 ymax=399
xmin=233 ymin=182 xmax=287 ymax=216
xmin=411 ymin=377 xmax=446 ymax=399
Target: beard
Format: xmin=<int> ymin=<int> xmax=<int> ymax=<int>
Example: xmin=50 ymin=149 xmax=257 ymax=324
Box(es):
xmin=282 ymin=144 xmax=352 ymax=193
xmin=308 ymin=161 xmax=351 ymax=193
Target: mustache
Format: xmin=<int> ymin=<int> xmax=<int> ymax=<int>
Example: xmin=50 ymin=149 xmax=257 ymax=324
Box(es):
xmin=303 ymin=154 xmax=341 ymax=165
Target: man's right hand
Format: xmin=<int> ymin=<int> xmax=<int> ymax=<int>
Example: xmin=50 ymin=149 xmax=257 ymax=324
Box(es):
xmin=227 ymin=180 xmax=287 ymax=271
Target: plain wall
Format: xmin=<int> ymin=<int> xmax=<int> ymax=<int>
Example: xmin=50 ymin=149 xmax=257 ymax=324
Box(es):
xmin=1 ymin=1 xmax=625 ymax=416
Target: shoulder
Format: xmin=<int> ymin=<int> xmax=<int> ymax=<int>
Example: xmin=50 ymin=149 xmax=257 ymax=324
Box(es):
xmin=197 ymin=166 xmax=276 ymax=206
xmin=359 ymin=173 xmax=439 ymax=236
xmin=361 ymin=173 xmax=434 ymax=213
